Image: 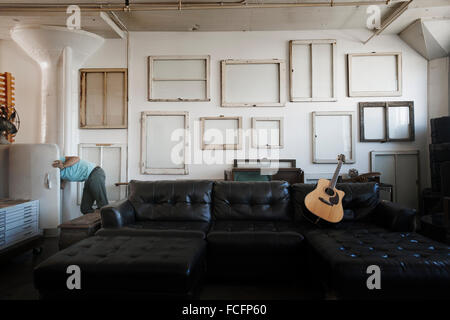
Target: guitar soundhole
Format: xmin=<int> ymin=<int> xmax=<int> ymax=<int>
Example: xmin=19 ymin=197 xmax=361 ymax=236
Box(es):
xmin=325 ymin=188 xmax=335 ymax=196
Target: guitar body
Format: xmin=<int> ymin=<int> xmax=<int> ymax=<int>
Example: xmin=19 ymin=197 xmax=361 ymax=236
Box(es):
xmin=304 ymin=179 xmax=345 ymax=223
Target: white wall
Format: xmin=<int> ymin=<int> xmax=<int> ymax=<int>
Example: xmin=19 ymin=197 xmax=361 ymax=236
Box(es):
xmin=0 ymin=40 xmax=41 ymax=144
xmin=127 ymin=30 xmax=429 ymax=188
xmin=1 ymin=30 xmax=431 ymax=218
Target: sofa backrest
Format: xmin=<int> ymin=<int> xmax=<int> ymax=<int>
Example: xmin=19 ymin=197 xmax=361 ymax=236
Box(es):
xmin=213 ymin=181 xmax=292 ymax=221
xmin=292 ymin=182 xmax=380 ymax=222
xmin=128 ymin=180 xmax=213 ymax=222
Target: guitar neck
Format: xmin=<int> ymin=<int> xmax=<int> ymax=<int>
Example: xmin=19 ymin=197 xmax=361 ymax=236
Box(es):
xmin=330 ymin=160 xmax=343 ymax=189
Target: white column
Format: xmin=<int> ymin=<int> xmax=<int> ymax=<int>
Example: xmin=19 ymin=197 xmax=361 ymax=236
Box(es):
xmin=11 ymin=25 xmax=104 ymax=222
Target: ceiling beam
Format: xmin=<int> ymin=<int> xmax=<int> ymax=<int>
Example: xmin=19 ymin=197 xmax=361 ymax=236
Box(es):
xmin=100 ymin=11 xmax=127 ymax=39
xmin=363 ymin=0 xmax=413 ymax=44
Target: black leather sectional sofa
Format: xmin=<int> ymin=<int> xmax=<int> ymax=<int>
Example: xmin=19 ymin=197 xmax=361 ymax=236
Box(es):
xmin=34 ymin=180 xmax=450 ymax=299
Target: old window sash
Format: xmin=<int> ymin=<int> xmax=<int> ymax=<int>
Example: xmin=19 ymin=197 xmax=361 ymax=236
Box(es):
xmin=251 ymin=117 xmax=284 ymax=149
xmin=312 ymin=111 xmax=356 ymax=164
xmin=348 ymin=52 xmax=402 ymax=97
xmin=359 ymin=101 xmax=414 ymax=142
xmin=141 ymin=111 xmax=189 ymax=174
xmin=200 ymin=116 xmax=242 ymax=150
xmin=80 ymin=68 xmax=128 ymax=129
xmin=77 ymin=143 xmax=127 ymax=205
xmin=289 ymin=39 xmax=337 ymax=102
xmin=148 ymin=55 xmax=210 ymax=102
xmin=221 ymin=59 xmax=286 ymax=107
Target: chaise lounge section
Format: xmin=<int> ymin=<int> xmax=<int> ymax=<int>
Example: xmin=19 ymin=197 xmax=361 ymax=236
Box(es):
xmin=293 ymin=182 xmax=450 ymax=299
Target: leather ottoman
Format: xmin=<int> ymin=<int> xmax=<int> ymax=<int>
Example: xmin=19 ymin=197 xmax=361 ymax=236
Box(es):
xmin=34 ymin=236 xmax=206 ymax=299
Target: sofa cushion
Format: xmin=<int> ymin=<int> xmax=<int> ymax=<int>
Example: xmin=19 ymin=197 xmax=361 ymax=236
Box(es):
xmin=303 ymin=223 xmax=450 ymax=298
xmin=34 ymin=236 xmax=206 ymax=298
xmin=292 ymin=182 xmax=380 ymax=223
xmin=128 ymin=180 xmax=213 ymax=222
xmin=96 ymin=221 xmax=210 ymax=239
xmin=207 ymin=220 xmax=303 ymax=255
xmin=213 ymin=181 xmax=292 ymax=221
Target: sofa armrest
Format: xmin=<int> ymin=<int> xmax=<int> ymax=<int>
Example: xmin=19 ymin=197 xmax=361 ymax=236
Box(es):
xmin=100 ymin=199 xmax=135 ymax=228
xmin=372 ymin=200 xmax=417 ymax=232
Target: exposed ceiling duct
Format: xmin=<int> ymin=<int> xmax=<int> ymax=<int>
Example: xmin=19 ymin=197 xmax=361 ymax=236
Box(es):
xmin=399 ymin=18 xmax=450 ymax=60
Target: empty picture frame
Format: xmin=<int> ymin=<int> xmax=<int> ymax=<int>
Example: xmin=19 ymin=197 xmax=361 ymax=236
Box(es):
xmin=221 ymin=59 xmax=286 ymax=107
xmin=252 ymin=117 xmax=284 ymax=149
xmin=200 ymin=116 xmax=242 ymax=150
xmin=312 ymin=111 xmax=356 ymax=163
xmin=289 ymin=40 xmax=337 ymax=102
xmin=348 ymin=52 xmax=402 ymax=97
xmin=359 ymin=101 xmax=414 ymax=142
xmin=148 ymin=55 xmax=210 ymax=102
xmin=80 ymin=68 xmax=128 ymax=129
xmin=141 ymin=111 xmax=189 ymax=174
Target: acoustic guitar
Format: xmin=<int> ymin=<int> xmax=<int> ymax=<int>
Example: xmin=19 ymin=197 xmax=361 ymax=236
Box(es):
xmin=304 ymin=154 xmax=346 ymax=223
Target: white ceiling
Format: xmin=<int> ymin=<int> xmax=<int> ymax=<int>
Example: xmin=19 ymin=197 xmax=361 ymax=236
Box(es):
xmin=0 ymin=0 xmax=448 ymax=39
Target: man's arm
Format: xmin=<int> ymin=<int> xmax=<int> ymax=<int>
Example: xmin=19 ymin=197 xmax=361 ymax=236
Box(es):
xmin=52 ymin=156 xmax=80 ymax=169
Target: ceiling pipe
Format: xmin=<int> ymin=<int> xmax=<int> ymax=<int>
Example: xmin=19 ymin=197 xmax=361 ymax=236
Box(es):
xmin=0 ymin=1 xmax=405 ymax=12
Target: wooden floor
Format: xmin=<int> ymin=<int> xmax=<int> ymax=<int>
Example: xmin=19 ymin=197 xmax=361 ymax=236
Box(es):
xmin=0 ymin=238 xmax=322 ymax=300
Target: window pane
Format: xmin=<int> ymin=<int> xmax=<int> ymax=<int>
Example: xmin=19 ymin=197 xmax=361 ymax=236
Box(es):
xmin=106 ymin=72 xmax=125 ymax=126
xmin=102 ymin=147 xmax=122 ymax=201
xmin=85 ymin=72 xmax=104 ymax=126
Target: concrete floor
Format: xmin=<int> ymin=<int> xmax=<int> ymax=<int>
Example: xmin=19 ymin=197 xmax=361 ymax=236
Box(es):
xmin=0 ymin=238 xmax=322 ymax=300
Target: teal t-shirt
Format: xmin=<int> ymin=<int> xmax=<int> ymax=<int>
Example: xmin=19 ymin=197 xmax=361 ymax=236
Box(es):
xmin=60 ymin=157 xmax=95 ymax=182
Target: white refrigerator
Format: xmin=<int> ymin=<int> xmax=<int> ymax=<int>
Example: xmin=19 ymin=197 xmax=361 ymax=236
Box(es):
xmin=5 ymin=144 xmax=61 ymax=236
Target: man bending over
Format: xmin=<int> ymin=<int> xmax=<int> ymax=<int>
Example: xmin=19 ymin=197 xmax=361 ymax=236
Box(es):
xmin=52 ymin=156 xmax=108 ymax=214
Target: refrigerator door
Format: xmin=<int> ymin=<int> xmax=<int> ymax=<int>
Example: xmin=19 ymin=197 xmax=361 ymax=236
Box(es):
xmin=9 ymin=144 xmax=61 ymax=231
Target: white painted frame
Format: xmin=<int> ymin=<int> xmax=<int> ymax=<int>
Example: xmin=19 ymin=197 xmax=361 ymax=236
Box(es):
xmin=221 ymin=59 xmax=286 ymax=107
xmin=312 ymin=111 xmax=356 ymax=164
xmin=289 ymin=39 xmax=337 ymax=102
xmin=348 ymin=52 xmax=402 ymax=97
xmin=77 ymin=143 xmax=127 ymax=205
xmin=141 ymin=111 xmax=189 ymax=174
xmin=200 ymin=116 xmax=242 ymax=150
xmin=370 ymin=150 xmax=420 ymax=204
xmin=251 ymin=117 xmax=284 ymax=149
xmin=148 ymin=55 xmax=210 ymax=102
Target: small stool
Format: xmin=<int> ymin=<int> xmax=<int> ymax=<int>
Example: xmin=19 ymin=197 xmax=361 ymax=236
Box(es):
xmin=58 ymin=212 xmax=102 ymax=250
xmin=34 ymin=236 xmax=206 ymax=299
